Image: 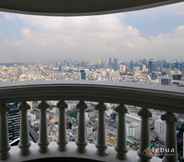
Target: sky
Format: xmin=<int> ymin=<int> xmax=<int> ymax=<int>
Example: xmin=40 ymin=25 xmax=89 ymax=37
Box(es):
xmin=0 ymin=2 xmax=184 ymax=63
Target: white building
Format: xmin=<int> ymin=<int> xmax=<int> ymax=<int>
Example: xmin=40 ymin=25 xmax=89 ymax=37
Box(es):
xmin=126 ymin=114 xmax=141 ymax=140
xmin=154 ymin=119 xmax=166 ymax=142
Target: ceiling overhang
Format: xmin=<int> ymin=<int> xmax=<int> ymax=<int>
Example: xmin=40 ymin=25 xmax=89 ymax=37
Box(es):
xmin=0 ymin=0 xmax=183 ymax=16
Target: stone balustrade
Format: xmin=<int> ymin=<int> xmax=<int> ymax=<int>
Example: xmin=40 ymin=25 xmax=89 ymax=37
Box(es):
xmin=0 ymin=81 xmax=184 ymax=162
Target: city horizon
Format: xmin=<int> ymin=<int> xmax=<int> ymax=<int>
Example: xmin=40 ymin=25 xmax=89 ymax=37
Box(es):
xmin=0 ymin=57 xmax=184 ymax=64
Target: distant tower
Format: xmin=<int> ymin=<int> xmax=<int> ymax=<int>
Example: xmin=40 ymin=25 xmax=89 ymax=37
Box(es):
xmin=129 ymin=60 xmax=134 ymax=72
xmin=80 ymin=69 xmax=86 ymax=80
xmin=148 ymin=60 xmax=153 ymax=74
xmin=142 ymin=64 xmax=148 ymax=72
xmin=59 ymin=65 xmax=63 ymax=71
xmin=120 ymin=64 xmax=127 ymax=74
xmin=108 ymin=57 xmax=112 ymax=68
xmin=113 ymin=58 xmax=118 ymax=70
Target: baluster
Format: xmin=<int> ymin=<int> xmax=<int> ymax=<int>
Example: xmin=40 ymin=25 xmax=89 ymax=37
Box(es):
xmin=38 ymin=100 xmax=49 ymax=153
xmin=57 ymin=100 xmax=68 ymax=151
xmin=115 ymin=104 xmax=128 ymax=160
xmin=95 ymin=102 xmax=107 ymax=156
xmin=161 ymin=112 xmax=177 ymax=162
xmin=76 ymin=100 xmax=87 ymax=153
xmin=0 ymin=102 xmax=10 ymax=160
xmin=138 ymin=108 xmax=152 ymax=162
xmin=19 ymin=101 xmax=31 ymax=155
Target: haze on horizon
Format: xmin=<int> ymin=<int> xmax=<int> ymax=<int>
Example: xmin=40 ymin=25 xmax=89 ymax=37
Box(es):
xmin=0 ymin=2 xmax=184 ymax=63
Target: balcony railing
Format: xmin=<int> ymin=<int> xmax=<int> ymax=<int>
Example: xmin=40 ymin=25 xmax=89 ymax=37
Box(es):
xmin=0 ymin=80 xmax=184 ymax=162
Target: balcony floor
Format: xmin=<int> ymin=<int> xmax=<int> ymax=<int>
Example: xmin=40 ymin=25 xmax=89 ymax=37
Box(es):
xmin=5 ymin=142 xmax=161 ymax=162
xmin=24 ymin=157 xmax=106 ymax=162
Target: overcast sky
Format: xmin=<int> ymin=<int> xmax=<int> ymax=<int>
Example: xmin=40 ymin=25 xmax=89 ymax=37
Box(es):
xmin=0 ymin=2 xmax=184 ymax=63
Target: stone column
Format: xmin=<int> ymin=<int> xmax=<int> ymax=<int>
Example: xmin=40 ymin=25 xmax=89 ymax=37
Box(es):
xmin=38 ymin=100 xmax=49 ymax=153
xmin=115 ymin=104 xmax=128 ymax=160
xmin=138 ymin=108 xmax=152 ymax=162
xmin=161 ymin=112 xmax=177 ymax=162
xmin=57 ymin=100 xmax=68 ymax=151
xmin=76 ymin=100 xmax=87 ymax=153
xmin=95 ymin=102 xmax=107 ymax=156
xmin=19 ymin=101 xmax=31 ymax=155
xmin=0 ymin=102 xmax=10 ymax=160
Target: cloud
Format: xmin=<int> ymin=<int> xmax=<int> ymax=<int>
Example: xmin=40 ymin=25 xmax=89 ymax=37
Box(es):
xmin=0 ymin=5 xmax=184 ymax=63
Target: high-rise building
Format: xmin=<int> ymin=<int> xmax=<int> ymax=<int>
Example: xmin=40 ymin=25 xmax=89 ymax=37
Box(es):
xmin=112 ymin=58 xmax=118 ymax=70
xmin=107 ymin=57 xmax=118 ymax=70
xmin=108 ymin=57 xmax=112 ymax=68
xmin=141 ymin=64 xmax=147 ymax=72
xmin=172 ymin=74 xmax=182 ymax=80
xmin=148 ymin=60 xmax=154 ymax=74
xmin=119 ymin=64 xmax=127 ymax=75
xmin=161 ymin=77 xmax=171 ymax=85
xmin=7 ymin=103 xmax=20 ymax=143
xmin=149 ymin=60 xmax=159 ymax=73
xmin=80 ymin=69 xmax=86 ymax=80
xmin=129 ymin=60 xmax=134 ymax=72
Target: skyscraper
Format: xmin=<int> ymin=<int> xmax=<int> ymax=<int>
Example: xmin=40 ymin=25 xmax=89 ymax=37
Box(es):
xmin=80 ymin=69 xmax=86 ymax=80
xmin=148 ymin=60 xmax=154 ymax=74
xmin=7 ymin=103 xmax=20 ymax=143
xmin=112 ymin=58 xmax=118 ymax=70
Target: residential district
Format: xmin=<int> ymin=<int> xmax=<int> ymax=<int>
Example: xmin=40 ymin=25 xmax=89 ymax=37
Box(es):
xmin=2 ymin=58 xmax=184 ymax=161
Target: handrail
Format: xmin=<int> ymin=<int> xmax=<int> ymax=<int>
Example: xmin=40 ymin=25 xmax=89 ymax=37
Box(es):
xmin=0 ymin=80 xmax=183 ymax=113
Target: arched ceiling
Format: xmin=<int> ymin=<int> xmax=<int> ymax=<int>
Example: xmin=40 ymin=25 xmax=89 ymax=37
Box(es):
xmin=0 ymin=0 xmax=183 ymax=16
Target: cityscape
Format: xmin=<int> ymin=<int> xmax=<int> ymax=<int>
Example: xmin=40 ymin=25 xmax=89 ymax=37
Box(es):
xmin=1 ymin=58 xmax=184 ymax=86
xmin=3 ymin=57 xmax=184 ymax=161
xmin=0 ymin=1 xmax=184 ymax=162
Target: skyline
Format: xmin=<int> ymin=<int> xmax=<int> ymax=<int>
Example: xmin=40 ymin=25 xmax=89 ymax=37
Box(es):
xmin=0 ymin=2 xmax=184 ymax=63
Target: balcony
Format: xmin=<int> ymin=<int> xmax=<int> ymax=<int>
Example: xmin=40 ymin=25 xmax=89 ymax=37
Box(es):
xmin=0 ymin=80 xmax=184 ymax=162
xmin=0 ymin=0 xmax=183 ymax=16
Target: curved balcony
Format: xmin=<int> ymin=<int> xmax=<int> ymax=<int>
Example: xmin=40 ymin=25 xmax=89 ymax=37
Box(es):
xmin=0 ymin=80 xmax=184 ymax=162
xmin=0 ymin=0 xmax=183 ymax=16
